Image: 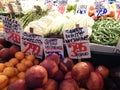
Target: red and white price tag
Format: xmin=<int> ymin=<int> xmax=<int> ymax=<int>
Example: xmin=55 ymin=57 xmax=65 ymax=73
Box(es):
xmin=43 ymin=38 xmax=64 ymax=59
xmin=63 ymin=27 xmax=91 ymax=59
xmin=21 ymin=31 xmax=43 ymax=59
xmin=44 ymin=0 xmax=53 ymax=8
xmin=2 ymin=16 xmax=21 ymax=46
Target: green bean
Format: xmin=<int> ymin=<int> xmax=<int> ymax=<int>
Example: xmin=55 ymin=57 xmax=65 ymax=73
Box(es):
xmin=90 ymin=18 xmax=120 ymax=46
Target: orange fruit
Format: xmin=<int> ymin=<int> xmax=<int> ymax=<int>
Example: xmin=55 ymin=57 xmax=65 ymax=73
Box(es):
xmin=9 ymin=76 xmax=18 ymax=84
xmin=1 ymin=86 xmax=7 ymax=90
xmin=0 ymin=22 xmax=3 ymax=28
xmin=3 ymin=67 xmax=16 ymax=77
xmin=17 ymin=72 xmax=25 ymax=79
xmin=1 ymin=86 xmax=8 ymax=90
xmin=21 ymin=58 xmax=27 ymax=64
xmin=0 ymin=75 xmax=8 ymax=89
xmin=15 ymin=51 xmax=25 ymax=60
xmin=9 ymin=58 xmax=19 ymax=66
xmin=24 ymin=60 xmax=33 ymax=68
xmin=26 ymin=54 xmax=35 ymax=61
xmin=4 ymin=62 xmax=14 ymax=67
xmin=0 ymin=63 xmax=5 ymax=72
xmin=16 ymin=63 xmax=27 ymax=72
xmin=14 ymin=68 xmax=19 ymax=75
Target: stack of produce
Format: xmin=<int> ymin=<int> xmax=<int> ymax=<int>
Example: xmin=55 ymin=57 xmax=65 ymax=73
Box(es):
xmin=18 ymin=5 xmax=49 ymax=29
xmin=90 ymin=18 xmax=120 ymax=46
xmin=24 ymin=10 xmax=94 ymax=37
xmin=0 ymin=52 xmax=109 ymax=90
xmin=0 ymin=51 xmax=39 ymax=90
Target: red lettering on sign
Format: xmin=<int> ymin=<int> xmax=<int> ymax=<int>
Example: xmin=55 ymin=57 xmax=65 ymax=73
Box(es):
xmin=68 ymin=42 xmax=87 ymax=57
xmin=7 ymin=31 xmax=13 ymax=41
xmin=23 ymin=42 xmax=40 ymax=55
xmin=58 ymin=5 xmax=65 ymax=14
xmin=13 ymin=33 xmax=20 ymax=43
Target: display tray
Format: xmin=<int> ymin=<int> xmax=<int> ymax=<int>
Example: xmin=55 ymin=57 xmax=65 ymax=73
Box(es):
xmin=90 ymin=43 xmax=115 ymax=54
xmin=83 ymin=51 xmax=120 ymax=68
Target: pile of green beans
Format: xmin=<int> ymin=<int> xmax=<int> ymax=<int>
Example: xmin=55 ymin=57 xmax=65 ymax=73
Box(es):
xmin=90 ymin=18 xmax=120 ymax=46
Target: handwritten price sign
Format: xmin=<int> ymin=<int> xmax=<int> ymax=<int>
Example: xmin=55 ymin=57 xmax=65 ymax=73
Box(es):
xmin=43 ymin=38 xmax=64 ymax=59
xmin=76 ymin=4 xmax=88 ymax=15
xmin=96 ymin=8 xmax=107 ymax=16
xmin=63 ymin=27 xmax=91 ymax=59
xmin=66 ymin=41 xmax=90 ymax=58
xmin=21 ymin=31 xmax=43 ymax=59
xmin=94 ymin=1 xmax=109 ymax=17
xmin=2 ymin=16 xmax=21 ymax=46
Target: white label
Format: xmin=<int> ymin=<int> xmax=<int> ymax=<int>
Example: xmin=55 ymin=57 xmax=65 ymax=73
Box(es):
xmin=43 ymin=38 xmax=64 ymax=59
xmin=21 ymin=31 xmax=43 ymax=59
xmin=2 ymin=16 xmax=21 ymax=46
xmin=63 ymin=27 xmax=91 ymax=59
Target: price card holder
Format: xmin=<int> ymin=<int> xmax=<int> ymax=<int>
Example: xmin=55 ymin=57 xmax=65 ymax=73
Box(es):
xmin=2 ymin=16 xmax=21 ymax=46
xmin=63 ymin=26 xmax=91 ymax=59
xmin=43 ymin=38 xmax=64 ymax=59
xmin=94 ymin=1 xmax=109 ymax=17
xmin=21 ymin=31 xmax=43 ymax=59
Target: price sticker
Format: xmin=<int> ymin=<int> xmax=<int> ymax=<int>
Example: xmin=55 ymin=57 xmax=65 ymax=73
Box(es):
xmin=43 ymin=38 xmax=64 ymax=59
xmin=63 ymin=27 xmax=91 ymax=59
xmin=94 ymin=1 xmax=109 ymax=16
xmin=2 ymin=16 xmax=21 ymax=46
xmin=21 ymin=31 xmax=43 ymax=59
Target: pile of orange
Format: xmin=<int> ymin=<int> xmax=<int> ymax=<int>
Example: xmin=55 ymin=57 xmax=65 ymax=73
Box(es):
xmin=0 ymin=22 xmax=3 ymax=32
xmin=0 ymin=51 xmax=40 ymax=90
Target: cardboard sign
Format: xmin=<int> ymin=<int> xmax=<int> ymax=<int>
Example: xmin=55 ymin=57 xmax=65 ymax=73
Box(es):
xmin=21 ymin=31 xmax=43 ymax=59
xmin=2 ymin=16 xmax=21 ymax=46
xmin=94 ymin=1 xmax=109 ymax=16
xmin=43 ymin=38 xmax=64 ymax=59
xmin=63 ymin=27 xmax=91 ymax=59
